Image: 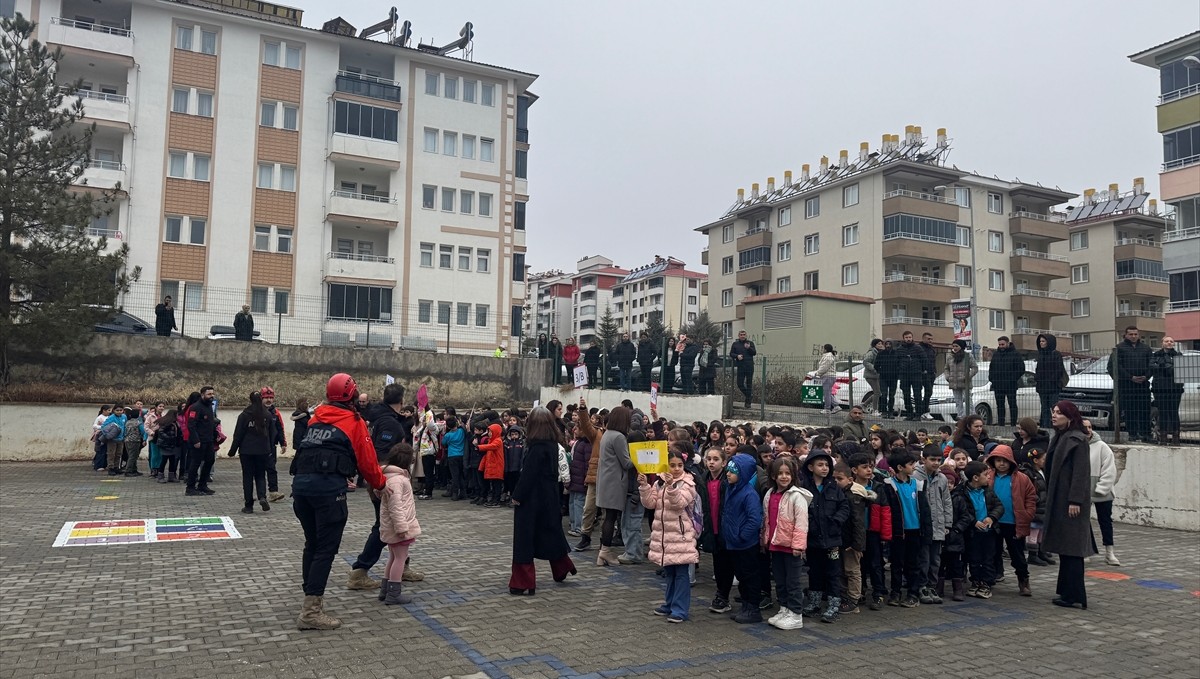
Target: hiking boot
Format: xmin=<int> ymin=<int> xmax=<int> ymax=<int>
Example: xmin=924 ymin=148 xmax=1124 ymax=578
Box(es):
xmin=709 ymin=596 xmax=731 ymax=614
xmin=976 ymin=585 xmax=993 ymax=599
xmin=1018 ymin=576 xmax=1032 ymax=597
xmin=346 ymin=568 xmax=379 ymax=591
xmin=1041 ymin=553 xmax=1057 ymax=565
xmin=573 ymin=535 xmax=592 ymax=552
xmin=801 ymin=591 xmax=823 ymax=615
xmin=378 ymin=579 xmax=389 ymax=602
xmin=731 ymin=603 xmax=763 ymax=624
xmin=900 ymin=594 xmax=920 ymax=608
xmin=820 ymin=597 xmax=842 ymax=623
xmin=185 ymin=488 xmax=202 ymax=496
xmin=868 ymin=596 xmax=884 ymax=611
xmin=839 ymin=600 xmax=860 ymax=614
xmin=918 ymin=588 xmax=935 ymax=605
xmin=886 ymin=592 xmax=902 ymax=607
xmin=401 ymin=564 xmax=425 ymax=582
xmin=296 ymin=595 xmax=341 ymax=630
xmin=241 ymin=506 xmax=253 ymax=514
xmin=952 ymin=578 xmax=966 ymax=601
xmin=382 ymin=581 xmax=412 ymax=605
xmin=268 ymin=491 xmax=286 ymax=502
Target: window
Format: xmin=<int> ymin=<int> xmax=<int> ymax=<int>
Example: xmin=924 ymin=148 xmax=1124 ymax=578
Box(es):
xmin=1070 ymin=231 xmax=1088 ymax=250
xmin=843 ymin=183 xmax=859 ymax=207
xmin=456 ymin=302 xmax=469 ymax=326
xmin=842 ymin=263 xmax=859 ymax=286
xmin=274 ymin=290 xmax=289 ymax=314
xmin=192 ymin=154 xmax=209 ymax=180
xmin=721 ymin=289 xmax=733 ymax=307
xmin=168 ymin=152 xmax=187 ymax=178
xmin=1072 ymin=264 xmax=1089 ymax=284
xmin=200 ymin=30 xmax=217 ymax=55
xmin=1072 ymin=298 xmax=1090 ymax=318
xmin=462 ymin=135 xmax=476 ymax=159
xmin=282 ymin=105 xmax=297 ymax=130
xmin=333 ymin=101 xmax=399 ymax=142
xmin=196 ymin=92 xmax=212 ymax=117
xmin=176 ymin=26 xmax=193 ymax=50
xmin=1162 ymin=125 xmax=1200 ymax=166
xmin=513 ymin=253 xmax=525 ymax=281
xmin=514 ymin=201 xmax=526 ymax=229
xmin=458 ymin=247 xmax=472 ymax=271
xmin=171 ymin=88 xmax=189 ymax=113
xmin=722 ymin=225 xmax=733 ymax=243
xmin=776 ymin=276 xmax=791 ymax=293
xmin=463 ymin=80 xmax=477 ymax=103
xmin=263 ymin=42 xmax=279 ymax=66
xmin=441 ymin=188 xmax=454 ymax=212
xmin=803 ymin=234 xmax=819 ymax=256
xmin=420 ymin=243 xmax=434 ymax=267
xmin=477 ymin=249 xmax=490 ymax=273
xmin=254 ymin=225 xmax=271 ymax=251
xmin=842 ymin=223 xmax=859 ymax=246
xmin=260 ymin=102 xmax=276 ymax=127
xmin=515 ymin=150 xmax=528 ymax=178
xmin=1072 ymin=333 xmax=1091 ymax=351
xmin=989 ymin=309 xmax=1005 ymax=330
xmin=988 ymin=192 xmax=1003 ymax=214
xmin=425 ymin=72 xmax=439 ymax=95
xmin=251 ymin=287 xmax=268 ymax=314
xmin=511 ymin=306 xmax=523 ymax=337
xmin=460 ymin=191 xmax=474 ymax=214
xmin=721 ymin=256 xmax=734 ymax=275
xmin=326 ymin=283 xmax=393 ymax=321
xmin=443 ymin=131 xmax=457 ymax=156
xmin=443 ymin=77 xmax=458 ymax=100
xmin=805 ymin=195 xmax=820 ymax=218
xmin=988 ymin=231 xmax=1004 ymax=253
xmin=164 ymin=216 xmax=182 ymax=242
xmin=284 ymin=46 xmax=301 ymax=70
xmin=778 ymin=206 xmax=791 ymax=227
xmin=480 ymin=138 xmax=494 ymax=162
xmin=481 ymin=83 xmax=495 ymax=106
xmin=188 ymin=218 xmax=206 ymax=245
xmin=1172 ymin=270 xmax=1200 ymax=306
xmin=183 ymin=283 xmax=203 ymax=311
xmin=804 ymin=271 xmax=819 ymax=290
xmin=474 ymin=304 xmax=489 ymax=327
xmin=952 ymin=186 xmax=970 ymax=207
xmin=956 ymin=226 xmax=971 ymax=247
xmin=479 ymin=193 xmax=493 ymax=217
xmin=439 ymin=245 xmax=452 ymax=269
xmin=418 ymin=300 xmax=432 ymax=323
xmin=988 ymin=270 xmax=1004 ymax=291
xmin=778 ymin=241 xmax=792 ymax=261
xmin=954 ymin=264 xmax=971 ymax=286
xmin=421 ymin=185 xmax=436 ymax=210
xmin=437 ymin=301 xmax=451 ymax=324
xmin=277 ymin=227 xmax=292 ymax=253
xmin=739 ymin=246 xmax=770 ymax=269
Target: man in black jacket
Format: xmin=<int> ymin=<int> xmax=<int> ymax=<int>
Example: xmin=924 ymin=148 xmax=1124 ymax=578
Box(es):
xmin=636 ymin=336 xmax=657 ymax=391
xmin=613 ymin=333 xmax=637 ymax=391
xmin=895 ymin=331 xmax=925 ymax=420
xmin=234 ymin=305 xmax=254 ymax=341
xmin=583 ymin=342 xmax=602 ymax=386
xmin=677 ymin=335 xmax=700 ymax=394
xmin=1113 ymin=326 xmax=1153 ymax=443
xmin=186 ymin=386 xmax=218 ymax=496
xmin=731 ymin=330 xmax=757 ymax=408
xmin=154 ymin=296 xmax=177 ymax=337
xmin=919 ymin=333 xmax=938 ymax=419
xmin=989 ymin=336 xmax=1025 ymax=427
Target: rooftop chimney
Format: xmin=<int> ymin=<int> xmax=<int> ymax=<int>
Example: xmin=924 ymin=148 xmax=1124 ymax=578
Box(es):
xmin=783 ymin=170 xmax=793 ymax=186
xmin=801 ymin=164 xmax=810 ymax=182
xmin=737 ymin=188 xmax=745 ymax=202
xmin=766 ymin=176 xmax=775 ymax=192
xmin=819 ymin=156 xmax=829 ymax=173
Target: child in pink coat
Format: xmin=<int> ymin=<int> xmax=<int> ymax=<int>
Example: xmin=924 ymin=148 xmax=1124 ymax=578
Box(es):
xmin=379 ymin=443 xmax=422 ymax=605
xmin=638 ymin=447 xmax=698 ymax=623
xmin=761 ymin=457 xmax=811 ymax=630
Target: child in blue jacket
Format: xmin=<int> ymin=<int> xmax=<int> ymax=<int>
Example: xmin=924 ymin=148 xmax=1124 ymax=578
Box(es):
xmin=722 ymin=452 xmax=764 ymax=624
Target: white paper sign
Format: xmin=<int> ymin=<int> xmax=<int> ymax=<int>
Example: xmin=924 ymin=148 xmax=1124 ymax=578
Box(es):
xmin=385 ymin=374 xmax=395 ymax=386
xmin=572 ymin=365 xmax=589 ymax=388
xmin=649 ymin=382 xmax=659 ymax=409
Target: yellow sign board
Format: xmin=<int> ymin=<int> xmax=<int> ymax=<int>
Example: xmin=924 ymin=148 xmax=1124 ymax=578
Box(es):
xmin=629 ymin=440 xmax=669 ymax=475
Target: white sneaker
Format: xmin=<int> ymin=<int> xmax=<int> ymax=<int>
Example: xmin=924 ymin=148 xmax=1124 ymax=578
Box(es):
xmin=775 ymin=610 xmax=804 ymax=630
xmin=768 ymin=607 xmax=791 ymax=627
xmin=920 ymin=413 xmax=934 ymax=421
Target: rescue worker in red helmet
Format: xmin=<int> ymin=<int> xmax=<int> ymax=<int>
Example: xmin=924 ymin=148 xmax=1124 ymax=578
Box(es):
xmin=290 ymin=373 xmax=387 ymax=630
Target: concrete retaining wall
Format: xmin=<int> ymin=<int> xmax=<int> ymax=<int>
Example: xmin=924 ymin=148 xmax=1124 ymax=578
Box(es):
xmin=537 ymin=388 xmax=725 ymax=426
xmin=1112 ymin=446 xmax=1200 ymax=532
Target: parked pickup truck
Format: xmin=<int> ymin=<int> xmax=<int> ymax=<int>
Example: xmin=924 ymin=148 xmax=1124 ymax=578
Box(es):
xmin=1061 ymin=352 xmax=1200 ymax=431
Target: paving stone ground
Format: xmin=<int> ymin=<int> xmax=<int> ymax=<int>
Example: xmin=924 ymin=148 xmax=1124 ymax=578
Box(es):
xmin=1 ymin=460 xmax=1198 ymax=679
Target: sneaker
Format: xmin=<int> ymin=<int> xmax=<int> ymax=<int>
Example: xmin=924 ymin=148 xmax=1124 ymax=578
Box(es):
xmin=839 ymin=601 xmax=860 ymax=614
xmin=774 ymin=610 xmax=804 ymax=630
xmin=918 ymin=588 xmax=935 ymax=605
xmin=709 ymin=597 xmax=731 ymax=614
xmin=666 ymin=615 xmax=685 ymax=624
xmin=758 ymin=596 xmax=774 ymax=611
xmin=967 ymin=583 xmax=981 ymax=598
xmin=900 ymin=595 xmax=920 ymax=608
xmin=995 ymin=574 xmax=1006 ymax=584
xmin=199 ymin=488 xmax=216 ymax=496
xmin=241 ymin=506 xmax=253 ymax=514
xmin=185 ymin=488 xmax=202 ymax=496
xmin=976 ymin=585 xmax=992 ymax=599
xmin=920 ymin=413 xmax=934 ymax=421
xmin=566 ymin=529 xmax=581 ymax=537
xmin=868 ymin=596 xmax=884 ymax=611
xmin=767 ymin=607 xmax=791 ymax=626
xmin=886 ymin=592 xmax=902 ymax=607
xmin=652 ymin=605 xmax=671 ymax=616
xmin=268 ymin=492 xmax=286 ymax=502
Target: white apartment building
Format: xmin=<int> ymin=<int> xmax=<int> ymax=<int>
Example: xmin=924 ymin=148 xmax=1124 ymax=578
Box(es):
xmin=19 ymin=0 xmax=537 ymax=353
xmin=569 ymin=255 xmax=628 ymax=347
xmin=526 ymin=269 xmax=572 ymax=341
xmin=614 ymin=256 xmax=706 ymax=338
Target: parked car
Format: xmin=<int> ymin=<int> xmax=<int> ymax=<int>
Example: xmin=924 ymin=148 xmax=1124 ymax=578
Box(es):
xmin=93 ymin=310 xmax=181 ymax=337
xmin=207 ymin=324 xmax=264 ymax=341
xmin=802 ymin=364 xmax=869 ymax=409
xmin=926 ymin=362 xmax=1042 ymax=425
xmin=1061 ymin=352 xmax=1200 ymax=432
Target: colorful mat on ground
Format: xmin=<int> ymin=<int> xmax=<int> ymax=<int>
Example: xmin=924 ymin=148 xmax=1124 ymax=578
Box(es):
xmin=52 ymin=517 xmax=241 ymax=547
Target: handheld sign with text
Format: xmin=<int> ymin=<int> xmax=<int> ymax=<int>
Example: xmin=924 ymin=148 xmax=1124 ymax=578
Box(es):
xmin=650 ymin=382 xmax=659 ymax=409
xmin=630 ymin=440 xmax=669 ymax=474
xmin=573 ymin=365 xmax=589 ymax=389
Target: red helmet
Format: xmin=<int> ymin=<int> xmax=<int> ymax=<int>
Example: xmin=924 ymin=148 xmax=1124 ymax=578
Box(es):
xmin=259 ymin=386 xmax=275 ymax=399
xmin=326 ymin=373 xmax=358 ymax=403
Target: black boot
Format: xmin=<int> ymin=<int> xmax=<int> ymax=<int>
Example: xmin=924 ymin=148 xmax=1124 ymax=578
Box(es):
xmin=573 ymin=535 xmax=592 ymax=551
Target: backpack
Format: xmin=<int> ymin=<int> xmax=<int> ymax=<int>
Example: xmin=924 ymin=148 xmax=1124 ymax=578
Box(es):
xmin=688 ymin=487 xmax=704 ymax=535
xmin=99 ymin=421 xmax=122 ymax=442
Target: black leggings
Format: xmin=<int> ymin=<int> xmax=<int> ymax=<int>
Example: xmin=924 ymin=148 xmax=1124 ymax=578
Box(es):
xmin=600 ymin=508 xmax=621 ymax=547
xmin=161 ymin=455 xmax=179 ymax=475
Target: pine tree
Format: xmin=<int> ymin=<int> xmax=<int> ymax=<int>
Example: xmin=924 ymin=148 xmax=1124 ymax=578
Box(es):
xmin=642 ymin=312 xmax=669 ymax=349
xmin=595 ymin=303 xmax=620 ymax=354
xmin=0 ymin=15 xmax=135 ymax=385
xmin=678 ymin=310 xmax=722 ymax=347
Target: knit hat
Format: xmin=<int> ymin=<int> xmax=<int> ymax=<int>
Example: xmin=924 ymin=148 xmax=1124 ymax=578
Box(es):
xmin=952 ymin=339 xmax=969 ymax=351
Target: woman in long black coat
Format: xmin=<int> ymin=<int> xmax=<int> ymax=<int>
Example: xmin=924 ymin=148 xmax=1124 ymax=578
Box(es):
xmin=509 ymin=407 xmax=576 ymax=595
xmin=1043 ymin=399 xmax=1095 ymax=610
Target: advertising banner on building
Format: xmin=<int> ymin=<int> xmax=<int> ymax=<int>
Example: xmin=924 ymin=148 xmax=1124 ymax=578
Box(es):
xmin=951 ymin=299 xmax=972 ymax=343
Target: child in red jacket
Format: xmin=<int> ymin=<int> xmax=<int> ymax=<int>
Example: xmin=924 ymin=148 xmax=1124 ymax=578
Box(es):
xmin=986 ymin=444 xmax=1038 ymax=597
xmin=478 ymin=421 xmax=505 ymax=508
xmin=849 ymin=453 xmax=892 ymax=611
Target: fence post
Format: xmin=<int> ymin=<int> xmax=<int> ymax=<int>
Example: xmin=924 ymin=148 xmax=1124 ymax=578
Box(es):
xmin=760 ymin=355 xmax=767 ymax=421
xmin=848 ymin=358 xmax=856 ymax=411
xmin=723 ymin=337 xmax=733 ymax=419
xmin=445 ymin=321 xmax=451 ymax=354
xmin=366 ymin=317 xmax=372 ymax=348
xmin=277 ymin=312 xmax=282 ymax=344
xmin=1111 ymin=348 xmax=1121 ymax=445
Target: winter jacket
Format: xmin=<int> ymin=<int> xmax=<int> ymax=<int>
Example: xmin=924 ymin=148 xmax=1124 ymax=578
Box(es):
xmin=1014 ymin=430 xmax=1051 ymax=466
xmin=866 ymin=479 xmax=894 ymax=542
xmin=1034 ymin=334 xmax=1066 ymax=395
xmin=1087 ymin=431 xmax=1117 ymax=502
xmin=730 ymin=339 xmax=756 ymax=372
xmin=986 ymin=446 xmax=1038 ymax=538
xmin=721 ymin=453 xmax=764 ymax=551
xmin=842 ymin=482 xmax=874 ymax=552
xmin=640 ymin=473 xmax=700 ymax=567
xmin=578 ymin=413 xmax=603 ymax=485
xmin=862 ymin=346 xmax=880 ymax=380
xmin=697 ymin=467 xmax=727 ymax=553
xmin=948 ymin=483 xmax=1002 ymax=550
xmin=291 ymin=409 xmax=310 ymax=451
xmin=479 ymin=423 xmax=505 ymax=481
xmin=154 ymin=303 xmax=177 ymax=335
xmin=379 ymin=465 xmax=421 ymax=544
xmin=895 ymin=341 xmax=926 ymax=380
xmin=915 ymin=466 xmax=953 ymax=539
xmin=1113 ymin=338 xmax=1153 ymax=387
xmin=233 ymin=310 xmax=254 ymax=340
xmin=954 ymin=431 xmax=996 ymax=460
xmin=504 ymin=429 xmax=525 ymax=475
xmin=443 ymin=426 xmax=466 ymax=458
xmin=596 ymin=429 xmax=634 ymax=511
xmin=365 ymin=403 xmax=408 ymax=462
xmin=1042 ymin=428 xmax=1093 ymax=558
xmin=884 ymin=475 xmax=933 ymax=542
xmin=1150 ymin=348 xmax=1184 ymax=393
xmin=841 ymin=417 xmax=868 ymax=444
xmin=102 ymin=412 xmax=128 ymax=442
xmin=124 ymin=419 xmax=145 ymax=454
xmin=156 ymin=420 xmax=182 ymax=455
xmin=943 ymin=351 xmax=978 ymax=390
xmin=613 ymin=339 xmax=637 ymax=369
xmin=188 ymin=400 xmax=217 ymax=448
xmin=875 ymin=345 xmax=899 ymax=382
xmin=583 ymin=345 xmax=602 ymax=369
xmin=511 ymin=439 xmax=572 ymax=563
xmin=760 ymin=485 xmax=812 ymax=553
xmin=813 ymin=352 xmax=837 ymax=379
xmin=568 ymin=434 xmax=592 ymax=494
xmin=988 ymin=344 xmax=1025 ymax=393
xmin=562 ymin=344 xmax=580 ymax=368
xmin=801 ymin=477 xmax=850 ymax=550
xmin=920 ymin=341 xmax=937 ymax=376
xmin=228 ymin=409 xmax=279 ymax=457
xmin=1019 ymin=462 xmax=1048 ymax=523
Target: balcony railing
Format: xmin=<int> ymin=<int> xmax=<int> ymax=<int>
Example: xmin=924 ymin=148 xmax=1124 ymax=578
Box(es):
xmin=1116 ymin=309 xmax=1164 ymax=319
xmin=1011 ymin=327 xmax=1071 ymax=337
xmin=1009 ymin=210 xmax=1066 ymax=223
xmin=86 ymin=227 xmax=121 ymax=238
xmin=882 ymin=273 xmax=957 ymax=286
xmin=883 ymin=316 xmax=952 ymax=328
xmin=1160 ymin=83 xmax=1200 ymax=104
xmin=328 ymin=251 xmax=393 ymax=264
xmin=1163 ymin=227 xmax=1200 ymax=243
xmin=1168 ymin=299 xmax=1200 ymax=312
xmin=883 ymin=188 xmax=954 ymax=204
xmin=1011 ymin=248 xmax=1069 ymax=262
xmin=738 ymin=261 xmax=770 ymax=271
xmin=330 ymin=188 xmax=395 ymax=204
xmin=1114 ymin=237 xmax=1158 ymax=247
xmin=334 ymin=71 xmax=401 ymax=103
xmin=1164 ymin=154 xmax=1200 ymax=171
xmin=1116 ymin=273 xmax=1168 ymax=282
xmin=882 ymin=231 xmax=958 ymax=245
xmin=87 ymin=159 xmax=125 ymax=171
xmin=743 ymin=224 xmax=767 ymax=236
xmin=51 ymin=16 xmax=133 ymax=37
xmin=63 ymin=88 xmax=130 ymax=104
xmin=1013 ymin=288 xmax=1070 ymax=299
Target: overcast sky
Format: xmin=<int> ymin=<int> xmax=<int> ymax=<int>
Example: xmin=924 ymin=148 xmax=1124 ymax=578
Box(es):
xmin=304 ymin=0 xmax=1198 ymax=274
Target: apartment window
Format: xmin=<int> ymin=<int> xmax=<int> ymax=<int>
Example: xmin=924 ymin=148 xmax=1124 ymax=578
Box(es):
xmin=183 ymin=283 xmax=203 ymax=311
xmin=463 ymin=80 xmax=477 ymax=103
xmin=333 ymin=101 xmax=398 ymax=142
xmin=515 ymin=150 xmax=528 ymax=179
xmin=1070 ymin=230 xmax=1088 ymax=250
xmin=956 ymin=226 xmax=971 ymax=247
xmin=721 ymin=256 xmax=734 ymax=275
xmin=441 ymin=188 xmax=455 ymax=212
xmin=843 ymin=183 xmax=860 ymax=207
xmin=462 ymin=135 xmax=476 ymax=159
xmin=778 ymin=206 xmax=791 ymax=227
xmin=458 ymin=247 xmax=472 ymax=271
xmin=776 ymin=276 xmax=791 ymax=294
xmin=196 ymin=92 xmax=213 ymax=117
xmin=168 ymin=152 xmax=187 ymax=178
xmin=1071 ymin=264 xmax=1089 ymax=284
xmin=327 ymin=284 xmax=393 ymax=321
xmin=419 ymin=242 xmax=434 ymax=267
xmin=274 ymin=290 xmax=289 ymax=314
xmin=803 ymin=234 xmax=819 ymax=255
xmin=805 ymin=195 xmax=820 ymax=218
xmin=285 ymin=46 xmax=301 ymax=69
xmin=260 ymin=102 xmax=276 ymax=127
xmin=778 ymin=241 xmax=792 ymax=261
xmin=456 ymin=303 xmax=469 ymax=326
xmin=176 ymin=26 xmax=193 ymax=50
xmin=444 ymin=77 xmax=458 ymax=100
xmin=472 ymin=304 xmax=488 ymax=327
xmin=988 ymin=270 xmax=1004 ymax=291
xmin=1072 ymin=298 xmax=1090 ymax=318
xmin=722 ymin=225 xmax=733 ymax=243
xmin=1072 ymin=333 xmax=1091 ymax=351
xmin=842 ymin=262 xmax=859 ymax=286
xmin=479 ymin=193 xmax=493 ymax=217
xmin=439 ymin=245 xmax=452 ymax=269
xmin=200 ymin=30 xmax=217 ymax=55
xmin=721 ymin=289 xmax=733 ymax=307
xmin=460 ymin=191 xmax=474 ymax=214
xmin=418 ymin=300 xmax=432 ymax=323
xmin=513 ymin=254 xmax=525 ymax=281
xmin=164 ymin=216 xmax=183 ymax=242
xmin=171 ymin=88 xmax=189 ymax=113
xmin=988 ymin=231 xmax=1004 ymax=253
xmin=477 ymin=249 xmax=490 ymax=273
xmin=277 ymin=227 xmax=292 ymax=254
xmin=1163 ymin=125 xmax=1200 ymax=165
xmin=251 ymin=287 xmax=268 ymax=314
xmin=481 ymin=83 xmax=495 ymax=106
xmin=437 ymin=301 xmax=451 ymax=324
xmin=191 ymin=154 xmax=209 ymax=179
xmin=188 ymin=218 xmax=206 ymax=245
xmin=263 ymin=42 xmax=279 ymax=66
xmin=480 ymin=138 xmax=494 ymax=162
xmin=952 ymin=187 xmax=970 ymax=207
xmin=989 ymin=309 xmax=1005 ymax=330
xmin=254 ymin=225 xmax=271 ymax=251
xmin=425 ymin=72 xmax=438 ymax=95
xmin=421 ymin=185 xmax=436 ymax=210
xmin=954 ymin=264 xmax=971 ymax=286
xmin=282 ymin=105 xmax=297 ymax=130
xmin=988 ymin=192 xmax=1003 ymax=214
xmin=803 ymin=271 xmax=819 ymax=290
xmin=443 ymin=131 xmax=457 ymax=156
xmin=842 ymin=223 xmax=859 ymax=246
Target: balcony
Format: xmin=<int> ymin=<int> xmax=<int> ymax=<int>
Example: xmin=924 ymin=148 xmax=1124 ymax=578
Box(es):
xmin=1164 ymin=227 xmax=1200 ymax=243
xmin=736 ymin=263 xmax=771 ymax=286
xmin=1113 ymin=238 xmax=1161 ymax=262
xmin=1115 ymin=310 xmax=1165 ymax=334
xmin=1158 ymin=86 xmax=1200 ymax=133
xmin=77 ymin=158 xmax=126 ymax=190
xmin=881 ymin=316 xmax=953 ymax=344
xmin=881 ymin=189 xmax=960 ymax=222
xmin=334 ymin=71 xmax=402 ymax=103
xmin=881 ymin=273 xmax=960 ymax=304
xmin=1009 ymin=211 xmax=1067 ymax=241
xmin=327 ymin=189 xmax=399 ymax=227
xmin=1114 ymin=275 xmax=1169 ymax=298
xmin=47 ymin=17 xmax=133 ymax=59
xmin=700 ymin=248 xmax=709 ymax=266
xmin=1010 ymin=248 xmax=1070 ymax=278
xmin=64 ymin=88 xmax=131 ymax=127
xmin=1010 ymin=329 xmax=1072 ymax=353
xmin=1010 ymin=288 xmax=1071 ymax=315
xmin=736 ymin=227 xmax=771 ymax=251
xmin=328 ymin=134 xmax=402 ymax=169
xmin=324 ymin=251 xmax=396 ymax=282
xmin=881 ymin=234 xmax=959 ymax=263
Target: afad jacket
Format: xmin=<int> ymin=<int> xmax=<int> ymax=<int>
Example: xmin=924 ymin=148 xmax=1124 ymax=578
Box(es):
xmin=640 ymin=473 xmax=700 ymax=567
xmin=379 ymin=465 xmax=421 ymax=544
xmin=760 ymin=485 xmax=812 ymax=553
xmin=478 ymin=423 xmax=505 ymax=481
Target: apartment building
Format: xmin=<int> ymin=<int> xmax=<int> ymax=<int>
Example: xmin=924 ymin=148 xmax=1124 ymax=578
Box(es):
xmin=569 ymin=256 xmax=628 ymax=347
xmin=526 ymin=270 xmax=572 ymax=341
xmin=20 ymin=0 xmax=537 ymax=354
xmin=1049 ymin=183 xmax=1171 ymax=351
xmin=696 ymin=127 xmax=1076 ymax=352
xmin=613 ymin=256 xmax=706 ymax=337
xmin=1130 ymin=32 xmax=1200 ymax=349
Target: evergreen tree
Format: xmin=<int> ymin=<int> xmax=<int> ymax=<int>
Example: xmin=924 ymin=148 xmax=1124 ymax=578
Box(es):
xmin=642 ymin=312 xmax=669 ymax=350
xmin=595 ymin=303 xmax=620 ymax=353
xmin=678 ymin=310 xmax=722 ymax=347
xmin=0 ymin=15 xmax=135 ymax=385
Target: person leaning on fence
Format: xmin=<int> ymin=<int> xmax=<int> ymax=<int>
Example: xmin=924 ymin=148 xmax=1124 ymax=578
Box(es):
xmin=1113 ymin=327 xmax=1154 ymax=444
xmin=1150 ymin=336 xmax=1184 ymax=446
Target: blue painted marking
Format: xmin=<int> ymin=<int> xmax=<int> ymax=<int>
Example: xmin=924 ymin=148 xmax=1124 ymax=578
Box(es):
xmin=1135 ymin=579 xmax=1183 ymax=590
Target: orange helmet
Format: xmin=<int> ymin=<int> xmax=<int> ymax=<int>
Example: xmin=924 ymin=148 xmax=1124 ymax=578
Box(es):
xmin=326 ymin=373 xmax=358 ymax=403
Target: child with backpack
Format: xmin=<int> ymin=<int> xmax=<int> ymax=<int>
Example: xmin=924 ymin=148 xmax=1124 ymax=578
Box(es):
xmin=123 ymin=408 xmax=146 ymax=477
xmin=761 ymin=456 xmax=809 ymax=630
xmin=638 ymin=448 xmax=698 ymax=623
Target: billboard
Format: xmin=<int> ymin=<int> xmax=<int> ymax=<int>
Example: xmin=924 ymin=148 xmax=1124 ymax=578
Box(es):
xmin=951 ymin=299 xmax=972 ymax=343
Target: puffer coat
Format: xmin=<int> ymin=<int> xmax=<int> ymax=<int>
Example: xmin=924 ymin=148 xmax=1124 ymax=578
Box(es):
xmin=379 ymin=465 xmax=421 ymax=544
xmin=640 ymin=473 xmax=699 ymax=567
